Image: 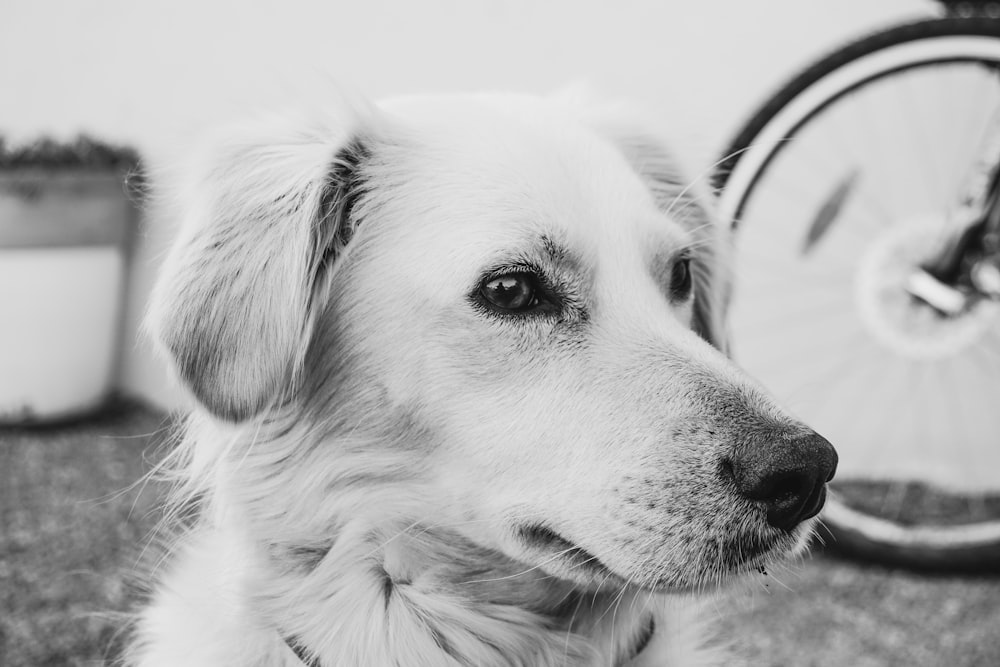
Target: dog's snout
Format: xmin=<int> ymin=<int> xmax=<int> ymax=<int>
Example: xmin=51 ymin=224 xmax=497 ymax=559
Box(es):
xmin=726 ymin=431 xmax=838 ymax=531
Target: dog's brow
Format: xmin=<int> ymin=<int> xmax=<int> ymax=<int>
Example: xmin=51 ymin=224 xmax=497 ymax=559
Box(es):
xmin=541 ymin=234 xmax=566 ymax=263
xmin=539 ymin=233 xmax=582 ymax=274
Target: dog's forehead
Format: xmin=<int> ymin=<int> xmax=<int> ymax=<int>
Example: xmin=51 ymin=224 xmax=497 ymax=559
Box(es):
xmin=381 ymin=94 xmax=637 ymax=188
xmin=373 ymin=94 xmax=688 ymax=257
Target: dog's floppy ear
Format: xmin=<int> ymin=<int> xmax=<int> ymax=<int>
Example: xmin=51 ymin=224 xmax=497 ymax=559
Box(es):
xmin=554 ymin=88 xmax=732 ymax=352
xmin=149 ymin=110 xmax=375 ymax=422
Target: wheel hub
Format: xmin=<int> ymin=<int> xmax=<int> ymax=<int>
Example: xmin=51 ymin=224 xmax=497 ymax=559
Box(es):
xmin=855 ymin=218 xmax=1000 ymax=359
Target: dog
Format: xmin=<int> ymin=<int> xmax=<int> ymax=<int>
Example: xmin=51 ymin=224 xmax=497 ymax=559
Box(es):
xmin=131 ymin=90 xmax=838 ymax=666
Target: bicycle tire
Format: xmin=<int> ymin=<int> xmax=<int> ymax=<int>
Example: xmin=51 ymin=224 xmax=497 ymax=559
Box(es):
xmin=714 ymin=16 xmax=1000 ymax=571
xmin=715 ymin=17 xmax=1000 ymax=206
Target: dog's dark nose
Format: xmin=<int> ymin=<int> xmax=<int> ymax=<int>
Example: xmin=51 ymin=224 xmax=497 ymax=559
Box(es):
xmin=727 ymin=431 xmax=838 ymax=531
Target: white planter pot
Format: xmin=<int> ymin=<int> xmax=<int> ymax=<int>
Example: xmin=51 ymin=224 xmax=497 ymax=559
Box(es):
xmin=0 ymin=171 xmax=134 ymax=422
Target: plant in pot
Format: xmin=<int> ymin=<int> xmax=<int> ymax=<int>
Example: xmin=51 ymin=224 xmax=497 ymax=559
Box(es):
xmin=0 ymin=134 xmax=144 ymax=423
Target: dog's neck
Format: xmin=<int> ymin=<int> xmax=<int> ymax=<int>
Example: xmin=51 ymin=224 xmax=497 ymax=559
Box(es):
xmin=261 ymin=520 xmax=656 ymax=667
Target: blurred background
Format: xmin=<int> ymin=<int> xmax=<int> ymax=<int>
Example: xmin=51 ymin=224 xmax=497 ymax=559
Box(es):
xmin=7 ymin=1 xmax=1000 ymax=666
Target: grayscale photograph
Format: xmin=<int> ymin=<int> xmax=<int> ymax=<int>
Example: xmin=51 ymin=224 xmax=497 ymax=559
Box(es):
xmin=1 ymin=1 xmax=998 ymax=665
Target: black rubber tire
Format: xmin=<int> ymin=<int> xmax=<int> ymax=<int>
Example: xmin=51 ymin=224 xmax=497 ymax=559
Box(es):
xmin=819 ymin=492 xmax=1000 ymax=573
xmin=714 ymin=16 xmax=1000 ymax=217
xmin=715 ymin=16 xmax=1000 ymax=571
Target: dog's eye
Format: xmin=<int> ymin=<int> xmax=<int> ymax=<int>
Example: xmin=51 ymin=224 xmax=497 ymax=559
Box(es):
xmin=670 ymin=256 xmax=693 ymax=301
xmin=480 ymin=273 xmax=538 ymax=311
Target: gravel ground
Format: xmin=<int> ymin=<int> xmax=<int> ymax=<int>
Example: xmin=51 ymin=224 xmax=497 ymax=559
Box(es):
xmin=2 ymin=401 xmax=998 ymax=666
xmin=719 ymin=552 xmax=1000 ymax=666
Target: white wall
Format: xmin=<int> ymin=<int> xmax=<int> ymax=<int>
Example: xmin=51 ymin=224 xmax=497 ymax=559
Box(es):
xmin=1 ymin=0 xmax=930 ymax=409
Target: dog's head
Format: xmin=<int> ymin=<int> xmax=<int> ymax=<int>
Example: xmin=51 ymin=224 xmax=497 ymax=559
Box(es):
xmin=151 ymin=92 xmax=836 ymax=592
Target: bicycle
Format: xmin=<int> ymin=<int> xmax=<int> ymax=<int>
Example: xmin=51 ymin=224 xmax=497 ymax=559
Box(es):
xmin=714 ymin=0 xmax=1000 ymax=570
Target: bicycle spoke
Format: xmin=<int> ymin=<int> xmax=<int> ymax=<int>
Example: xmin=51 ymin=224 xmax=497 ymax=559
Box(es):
xmin=949 ymin=345 xmax=1000 ymax=488
xmin=825 ymin=103 xmax=898 ymax=231
xmin=741 ymin=168 xmax=883 ymax=251
xmin=900 ymin=68 xmax=946 ymax=212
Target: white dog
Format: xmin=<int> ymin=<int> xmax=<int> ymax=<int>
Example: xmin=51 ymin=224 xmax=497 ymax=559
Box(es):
xmin=132 ymin=90 xmax=837 ymax=666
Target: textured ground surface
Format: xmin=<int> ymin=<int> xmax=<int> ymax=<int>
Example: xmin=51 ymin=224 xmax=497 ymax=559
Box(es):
xmin=2 ymin=402 xmax=998 ymax=666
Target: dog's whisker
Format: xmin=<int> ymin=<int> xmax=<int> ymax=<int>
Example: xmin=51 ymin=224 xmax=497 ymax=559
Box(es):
xmin=560 ymin=591 xmax=585 ymax=665
xmin=361 ymin=517 xmax=427 ymax=560
xmin=458 ymin=546 xmax=581 ymax=585
xmin=367 ymin=512 xmax=551 ymax=560
xmin=664 ymin=137 xmax=799 ymax=223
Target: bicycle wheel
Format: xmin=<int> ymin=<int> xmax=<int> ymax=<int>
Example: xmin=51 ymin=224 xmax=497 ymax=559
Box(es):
xmin=714 ymin=17 xmax=1000 ymax=570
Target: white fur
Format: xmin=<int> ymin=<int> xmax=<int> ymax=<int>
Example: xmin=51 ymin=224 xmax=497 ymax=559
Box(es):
xmin=132 ymin=91 xmax=823 ymax=666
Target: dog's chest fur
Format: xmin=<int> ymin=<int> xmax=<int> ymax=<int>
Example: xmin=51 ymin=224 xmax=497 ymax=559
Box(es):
xmin=137 ymin=515 xmax=729 ymax=667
